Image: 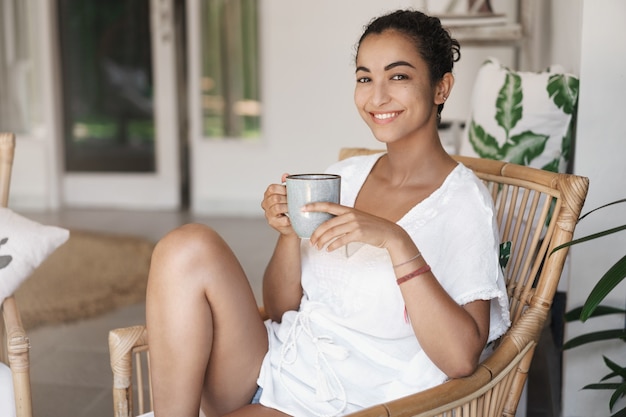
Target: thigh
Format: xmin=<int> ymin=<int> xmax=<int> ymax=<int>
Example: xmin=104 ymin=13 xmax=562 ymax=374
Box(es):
xmin=148 ymin=224 xmax=269 ymax=415
xmin=188 ymin=226 xmax=270 ymax=413
xmin=223 ymin=404 xmax=291 ymax=417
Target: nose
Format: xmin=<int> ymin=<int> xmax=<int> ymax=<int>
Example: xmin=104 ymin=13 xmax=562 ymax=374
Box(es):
xmin=371 ymin=81 xmax=391 ymax=107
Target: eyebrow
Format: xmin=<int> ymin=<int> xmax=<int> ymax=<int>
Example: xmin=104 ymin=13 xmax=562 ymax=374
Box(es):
xmin=355 ymin=61 xmax=416 ymax=73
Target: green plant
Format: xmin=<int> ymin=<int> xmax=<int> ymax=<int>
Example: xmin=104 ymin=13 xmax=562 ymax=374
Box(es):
xmin=554 ymin=198 xmax=626 ymax=416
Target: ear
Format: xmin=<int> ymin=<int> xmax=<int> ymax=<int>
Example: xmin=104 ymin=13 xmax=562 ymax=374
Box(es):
xmin=435 ymin=72 xmax=455 ymax=105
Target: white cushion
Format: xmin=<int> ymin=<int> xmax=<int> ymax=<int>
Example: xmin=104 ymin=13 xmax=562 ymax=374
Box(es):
xmin=0 ymin=362 xmax=16 ymax=417
xmin=459 ymin=57 xmax=579 ymax=173
xmin=0 ymin=207 xmax=69 ymax=305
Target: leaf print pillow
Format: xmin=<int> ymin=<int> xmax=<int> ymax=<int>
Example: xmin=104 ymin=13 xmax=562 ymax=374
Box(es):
xmin=0 ymin=207 xmax=69 ymax=305
xmin=459 ymin=57 xmax=579 ymax=173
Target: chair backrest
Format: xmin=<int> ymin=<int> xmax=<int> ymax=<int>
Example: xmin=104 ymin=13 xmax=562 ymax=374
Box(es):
xmin=1 ymin=132 xmax=17 ymax=363
xmin=0 ymin=132 xmax=15 ymax=207
xmin=109 ymin=148 xmax=589 ymax=417
xmin=1 ymin=132 xmax=34 ymax=417
xmin=339 ymin=148 xmax=588 ymax=417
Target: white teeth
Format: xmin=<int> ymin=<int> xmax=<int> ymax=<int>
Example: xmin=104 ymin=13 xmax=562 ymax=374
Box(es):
xmin=374 ymin=112 xmax=398 ymax=120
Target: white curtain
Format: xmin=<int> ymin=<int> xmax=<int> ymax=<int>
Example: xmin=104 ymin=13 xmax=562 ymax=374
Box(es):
xmin=0 ymin=0 xmax=37 ymax=133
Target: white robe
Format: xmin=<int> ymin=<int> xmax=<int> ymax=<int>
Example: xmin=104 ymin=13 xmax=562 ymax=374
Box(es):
xmin=257 ymin=153 xmax=510 ymax=417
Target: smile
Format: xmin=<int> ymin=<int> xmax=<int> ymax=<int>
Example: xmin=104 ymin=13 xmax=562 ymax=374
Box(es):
xmin=372 ymin=112 xmax=400 ymax=121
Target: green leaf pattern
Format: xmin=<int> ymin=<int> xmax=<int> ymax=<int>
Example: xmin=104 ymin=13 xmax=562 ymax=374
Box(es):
xmin=468 ymin=121 xmax=500 ymax=159
xmin=495 ymin=72 xmax=523 ymax=140
xmin=469 ymin=61 xmax=579 ymax=171
xmin=0 ymin=236 xmax=12 ymax=269
xmin=547 ymin=73 xmax=580 ymax=115
xmin=500 ymin=130 xmax=549 ymax=166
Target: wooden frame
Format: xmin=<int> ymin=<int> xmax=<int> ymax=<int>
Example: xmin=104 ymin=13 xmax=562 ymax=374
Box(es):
xmin=1 ymin=132 xmax=34 ymax=417
xmin=109 ymin=147 xmax=589 ymax=417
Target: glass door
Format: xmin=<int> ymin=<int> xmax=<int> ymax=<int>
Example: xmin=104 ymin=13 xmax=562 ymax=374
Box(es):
xmin=186 ymin=0 xmax=261 ymax=213
xmin=57 ymin=0 xmax=181 ymax=209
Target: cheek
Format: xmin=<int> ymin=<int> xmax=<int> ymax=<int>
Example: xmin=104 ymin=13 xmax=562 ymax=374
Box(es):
xmin=353 ymin=87 xmax=365 ymax=108
xmin=353 ymin=89 xmax=369 ymax=117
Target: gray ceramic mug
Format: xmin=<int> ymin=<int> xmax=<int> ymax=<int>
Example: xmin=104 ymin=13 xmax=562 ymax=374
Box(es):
xmin=286 ymin=174 xmax=341 ymax=238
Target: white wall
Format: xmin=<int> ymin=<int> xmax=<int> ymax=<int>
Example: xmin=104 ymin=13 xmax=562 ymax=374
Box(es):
xmin=562 ymin=1 xmax=626 ymax=416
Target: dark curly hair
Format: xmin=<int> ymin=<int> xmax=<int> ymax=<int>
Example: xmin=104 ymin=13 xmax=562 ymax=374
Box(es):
xmin=356 ymin=10 xmax=461 ymax=116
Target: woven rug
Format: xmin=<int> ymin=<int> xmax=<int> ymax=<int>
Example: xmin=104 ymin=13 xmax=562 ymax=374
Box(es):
xmin=14 ymin=230 xmax=155 ymax=330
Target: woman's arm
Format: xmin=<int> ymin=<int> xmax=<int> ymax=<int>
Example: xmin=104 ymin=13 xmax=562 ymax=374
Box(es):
xmin=375 ymin=230 xmax=489 ymax=378
xmin=262 ymin=234 xmax=303 ymax=322
xmin=260 ymin=179 xmax=305 ymax=322
xmin=308 ymin=202 xmax=491 ymax=378
xmin=396 ymin=257 xmax=490 ymax=377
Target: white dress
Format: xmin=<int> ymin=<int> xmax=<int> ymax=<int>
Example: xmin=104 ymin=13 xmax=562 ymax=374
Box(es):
xmin=257 ymin=153 xmax=510 ymax=417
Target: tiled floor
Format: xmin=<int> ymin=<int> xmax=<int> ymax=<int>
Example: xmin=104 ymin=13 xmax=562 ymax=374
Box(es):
xmin=23 ymin=209 xmax=276 ymax=417
xmin=20 ymin=209 xmax=560 ymax=417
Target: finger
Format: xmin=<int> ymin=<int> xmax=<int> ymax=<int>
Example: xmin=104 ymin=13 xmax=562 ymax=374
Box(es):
xmin=267 ymin=183 xmax=287 ymax=196
xmin=265 ymin=199 xmax=288 ymax=220
xmin=262 ymin=185 xmax=283 ymax=209
xmin=310 ymin=217 xmax=355 ymax=249
xmin=262 ymin=189 xmax=287 ymax=210
xmin=302 ymin=201 xmax=345 ymax=215
xmin=270 ymin=214 xmax=291 ymax=228
xmin=324 ymin=233 xmax=352 ymax=252
xmin=260 ymin=196 xmax=274 ymax=213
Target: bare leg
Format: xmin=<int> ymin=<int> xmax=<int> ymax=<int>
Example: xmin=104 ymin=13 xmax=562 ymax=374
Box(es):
xmin=223 ymin=404 xmax=290 ymax=417
xmin=146 ymin=223 xmax=269 ymax=417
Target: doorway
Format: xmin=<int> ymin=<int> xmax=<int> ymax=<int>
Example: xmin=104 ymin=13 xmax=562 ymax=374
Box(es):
xmin=57 ymin=0 xmax=185 ymax=209
xmin=58 ymin=0 xmax=155 ymax=173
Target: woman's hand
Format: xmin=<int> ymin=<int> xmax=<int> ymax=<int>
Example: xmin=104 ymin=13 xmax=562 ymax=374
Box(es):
xmin=261 ymin=174 xmax=297 ymax=236
xmin=305 ymin=202 xmax=407 ymax=252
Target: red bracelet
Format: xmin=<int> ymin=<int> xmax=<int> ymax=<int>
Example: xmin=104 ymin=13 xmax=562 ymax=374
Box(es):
xmin=396 ymin=264 xmax=431 ymax=285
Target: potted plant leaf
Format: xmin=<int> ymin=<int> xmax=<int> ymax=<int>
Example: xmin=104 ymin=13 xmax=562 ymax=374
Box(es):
xmin=553 ymin=198 xmax=626 ymax=416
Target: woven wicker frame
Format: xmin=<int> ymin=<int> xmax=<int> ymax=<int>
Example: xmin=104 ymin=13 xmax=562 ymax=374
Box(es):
xmin=1 ymin=132 xmax=34 ymax=417
xmin=109 ymin=147 xmax=589 ymax=417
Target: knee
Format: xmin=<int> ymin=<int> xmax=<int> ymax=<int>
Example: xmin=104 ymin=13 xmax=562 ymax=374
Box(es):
xmin=150 ymin=223 xmax=227 ymax=278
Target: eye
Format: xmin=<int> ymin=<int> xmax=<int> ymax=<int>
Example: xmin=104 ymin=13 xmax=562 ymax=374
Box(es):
xmin=356 ymin=76 xmax=371 ymax=83
xmin=391 ymin=74 xmax=408 ymax=81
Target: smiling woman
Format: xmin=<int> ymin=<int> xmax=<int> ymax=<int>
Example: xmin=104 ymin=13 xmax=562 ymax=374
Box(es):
xmin=142 ymin=9 xmax=509 ymax=417
xmin=353 ymin=15 xmax=459 ymax=148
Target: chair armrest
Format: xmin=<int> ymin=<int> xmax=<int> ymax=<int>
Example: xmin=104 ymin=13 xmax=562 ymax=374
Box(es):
xmin=2 ymin=296 xmax=33 ymax=417
xmin=109 ymin=325 xmax=149 ymax=417
xmin=345 ymin=338 xmax=534 ymax=417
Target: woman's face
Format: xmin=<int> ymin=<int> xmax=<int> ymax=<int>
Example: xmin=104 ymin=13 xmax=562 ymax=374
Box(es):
xmin=354 ymin=30 xmax=439 ymax=144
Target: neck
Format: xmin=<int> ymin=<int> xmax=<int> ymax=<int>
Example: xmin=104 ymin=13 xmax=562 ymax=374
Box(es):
xmin=381 ymin=133 xmax=457 ymax=188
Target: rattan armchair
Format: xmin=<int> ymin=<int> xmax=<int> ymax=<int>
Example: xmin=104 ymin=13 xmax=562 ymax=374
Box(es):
xmin=1 ymin=132 xmax=34 ymax=417
xmin=109 ymin=148 xmax=589 ymax=417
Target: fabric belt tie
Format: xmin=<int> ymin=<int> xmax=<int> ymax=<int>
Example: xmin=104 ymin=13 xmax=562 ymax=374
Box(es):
xmin=278 ymin=311 xmax=349 ymax=417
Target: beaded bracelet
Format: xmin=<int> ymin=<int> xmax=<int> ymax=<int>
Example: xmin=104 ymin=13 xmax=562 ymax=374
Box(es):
xmin=392 ymin=252 xmax=422 ymax=268
xmin=396 ymin=264 xmax=431 ymax=285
